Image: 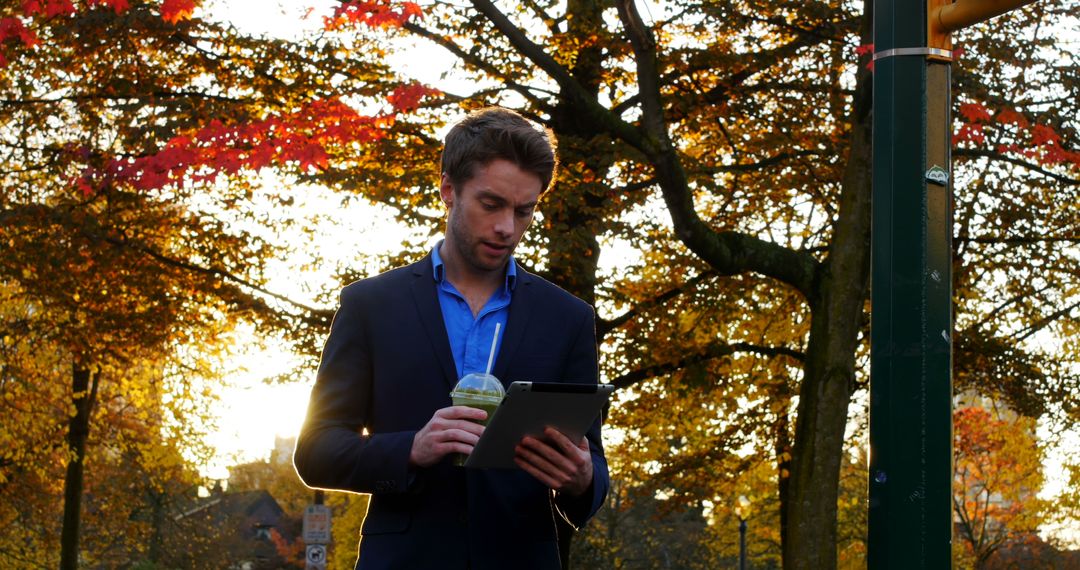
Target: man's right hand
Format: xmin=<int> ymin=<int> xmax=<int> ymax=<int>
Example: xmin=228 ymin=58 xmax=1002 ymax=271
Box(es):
xmin=409 ymin=406 xmax=488 ymax=468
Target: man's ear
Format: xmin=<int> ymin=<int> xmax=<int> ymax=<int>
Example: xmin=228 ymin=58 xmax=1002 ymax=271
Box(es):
xmin=439 ymin=174 xmax=454 ymax=207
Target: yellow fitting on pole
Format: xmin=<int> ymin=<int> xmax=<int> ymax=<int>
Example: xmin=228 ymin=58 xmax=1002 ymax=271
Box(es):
xmin=933 ymin=0 xmax=1039 ymax=34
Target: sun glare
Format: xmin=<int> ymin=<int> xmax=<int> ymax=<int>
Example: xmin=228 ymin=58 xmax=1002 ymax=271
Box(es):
xmin=203 ymin=347 xmax=311 ymax=480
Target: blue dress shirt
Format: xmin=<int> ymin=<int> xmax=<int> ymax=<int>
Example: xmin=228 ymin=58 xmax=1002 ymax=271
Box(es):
xmin=431 ymin=242 xmax=515 ymax=379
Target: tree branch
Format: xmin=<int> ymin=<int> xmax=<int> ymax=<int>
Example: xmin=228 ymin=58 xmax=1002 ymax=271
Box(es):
xmin=98 ymin=231 xmax=332 ymax=327
xmin=609 ymin=341 xmax=805 ymax=391
xmin=955 ymin=235 xmax=1080 ymax=245
xmin=614 ymin=0 xmax=820 ymax=298
xmin=597 ymin=270 xmax=717 ymax=338
xmin=470 ymin=0 xmax=648 ymax=149
xmin=954 ymin=148 xmax=1079 ymax=185
xmin=701 ymin=150 xmax=823 ymax=174
xmin=401 ymin=21 xmax=549 ymax=110
xmin=0 ymin=91 xmax=243 ymax=107
xmin=1013 ymin=298 xmax=1080 ymax=343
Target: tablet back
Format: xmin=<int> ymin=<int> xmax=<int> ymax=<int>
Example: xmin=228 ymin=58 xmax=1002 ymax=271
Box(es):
xmin=465 ymin=381 xmax=613 ymax=469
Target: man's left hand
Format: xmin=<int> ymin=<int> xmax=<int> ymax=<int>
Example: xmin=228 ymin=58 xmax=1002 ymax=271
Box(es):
xmin=514 ymin=427 xmax=593 ymax=496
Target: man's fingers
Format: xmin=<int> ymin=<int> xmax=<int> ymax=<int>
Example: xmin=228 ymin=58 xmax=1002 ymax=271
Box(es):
xmin=429 ymin=416 xmax=486 ymax=437
xmin=514 ymin=431 xmax=594 ymax=495
xmin=516 ymin=438 xmax=576 ymax=481
xmin=515 ymin=456 xmax=562 ymax=488
xmin=515 ymin=445 xmax=570 ymax=488
xmin=438 ymin=427 xmax=481 ymax=446
xmin=438 ymin=405 xmax=489 ymax=422
xmin=544 ymin=427 xmax=588 ymax=457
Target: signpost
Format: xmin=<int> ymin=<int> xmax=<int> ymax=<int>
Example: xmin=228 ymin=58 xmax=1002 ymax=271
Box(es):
xmin=303 ymin=502 xmax=331 ymax=570
xmin=305 ymin=544 xmax=327 ymax=568
xmin=869 ymin=0 xmax=1041 ymax=567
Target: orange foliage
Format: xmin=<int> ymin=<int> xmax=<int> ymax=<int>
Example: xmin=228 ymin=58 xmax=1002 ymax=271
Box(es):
xmin=74 ymin=85 xmax=438 ymax=195
xmin=158 ymin=0 xmax=193 ymax=23
xmin=325 ymin=0 xmax=423 ymax=30
xmin=953 ymin=406 xmax=1047 ymax=568
xmin=1 ymin=0 xmax=204 ymax=67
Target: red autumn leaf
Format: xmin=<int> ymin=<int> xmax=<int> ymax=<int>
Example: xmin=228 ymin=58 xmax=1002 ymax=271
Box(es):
xmin=74 ymin=175 xmax=94 ymax=197
xmin=77 ymin=97 xmax=392 ymax=193
xmin=99 ymin=0 xmax=131 ymax=14
xmin=21 ymin=0 xmax=42 ymax=16
xmin=953 ymin=123 xmax=985 ymax=146
xmin=1029 ymin=124 xmax=1061 ymax=147
xmin=854 ymin=43 xmax=875 ymax=71
xmin=994 ymin=108 xmax=1028 ymax=128
xmin=44 ymin=0 xmax=75 ymax=18
xmin=958 ymin=102 xmax=992 ymax=123
xmin=387 ymin=82 xmax=440 ymax=112
xmin=212 ymin=148 xmax=246 ymax=174
xmin=248 ymin=142 xmax=276 ymax=168
xmin=293 ymin=142 xmax=329 ymax=171
xmin=160 ymin=0 xmax=195 ymax=24
xmin=0 ymin=17 xmax=39 ymax=47
xmin=327 ymin=0 xmax=424 ymax=30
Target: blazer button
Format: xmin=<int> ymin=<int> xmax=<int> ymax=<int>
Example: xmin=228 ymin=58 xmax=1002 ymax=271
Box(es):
xmin=375 ymin=480 xmax=393 ymax=492
xmin=458 ymin=512 xmax=468 ymax=523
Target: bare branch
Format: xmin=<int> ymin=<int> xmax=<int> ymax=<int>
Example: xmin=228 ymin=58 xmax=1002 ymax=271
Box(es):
xmin=954 ymin=148 xmax=1079 ymax=185
xmin=597 ymin=270 xmax=717 ymax=338
xmin=609 ymin=341 xmax=805 ymax=391
xmin=956 ymin=235 xmax=1080 ymax=245
xmin=401 ymin=21 xmax=550 ymax=111
xmin=614 ymin=0 xmax=820 ymax=298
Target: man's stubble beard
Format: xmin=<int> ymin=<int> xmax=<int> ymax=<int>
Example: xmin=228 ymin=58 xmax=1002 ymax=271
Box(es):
xmin=446 ymin=202 xmax=513 ymax=275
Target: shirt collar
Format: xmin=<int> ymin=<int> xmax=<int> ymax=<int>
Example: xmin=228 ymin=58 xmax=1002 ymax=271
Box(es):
xmin=431 ymin=240 xmax=517 ymax=292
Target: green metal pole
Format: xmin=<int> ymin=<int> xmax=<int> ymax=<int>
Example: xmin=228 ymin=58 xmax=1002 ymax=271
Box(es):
xmin=869 ymin=0 xmax=954 ymax=567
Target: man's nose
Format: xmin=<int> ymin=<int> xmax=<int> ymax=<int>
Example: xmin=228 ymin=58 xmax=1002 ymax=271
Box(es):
xmin=493 ymin=209 xmax=514 ymax=237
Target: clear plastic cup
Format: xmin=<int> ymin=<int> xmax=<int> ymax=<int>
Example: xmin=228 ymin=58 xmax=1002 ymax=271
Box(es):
xmin=449 ymin=372 xmax=505 ymax=466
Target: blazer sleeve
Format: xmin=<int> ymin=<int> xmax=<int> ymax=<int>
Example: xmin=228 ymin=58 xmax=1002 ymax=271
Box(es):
xmin=552 ymin=305 xmax=609 ymax=529
xmin=293 ymin=284 xmax=417 ymax=495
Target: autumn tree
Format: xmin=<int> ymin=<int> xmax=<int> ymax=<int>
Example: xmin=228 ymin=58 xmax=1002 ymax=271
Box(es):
xmin=953 ymin=406 xmax=1048 ymax=570
xmin=0 ymin=295 xmax=220 ymax=567
xmin=0 ymin=0 xmax=433 ymax=566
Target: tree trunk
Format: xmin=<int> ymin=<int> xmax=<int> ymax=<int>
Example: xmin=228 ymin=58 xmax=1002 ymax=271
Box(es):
xmin=544 ymin=2 xmax=613 ymax=566
xmin=775 ymin=409 xmax=792 ymax=552
xmin=782 ymin=16 xmax=874 ymax=565
xmin=59 ymin=364 xmax=99 ymax=570
xmin=149 ymin=489 xmax=165 ymax=564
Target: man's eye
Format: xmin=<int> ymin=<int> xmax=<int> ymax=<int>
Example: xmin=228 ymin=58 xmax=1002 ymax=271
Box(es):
xmin=481 ymin=202 xmax=499 ymax=210
xmin=516 ymin=208 xmax=534 ymax=217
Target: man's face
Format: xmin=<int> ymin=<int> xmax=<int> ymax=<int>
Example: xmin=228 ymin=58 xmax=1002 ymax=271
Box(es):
xmin=441 ymin=158 xmax=542 ymax=276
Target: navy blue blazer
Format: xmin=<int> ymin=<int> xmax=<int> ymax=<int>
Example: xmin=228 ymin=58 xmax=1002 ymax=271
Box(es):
xmin=294 ymin=255 xmax=609 ymax=570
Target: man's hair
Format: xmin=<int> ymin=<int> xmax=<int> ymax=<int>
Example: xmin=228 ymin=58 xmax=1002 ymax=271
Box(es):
xmin=441 ymin=107 xmax=558 ymax=193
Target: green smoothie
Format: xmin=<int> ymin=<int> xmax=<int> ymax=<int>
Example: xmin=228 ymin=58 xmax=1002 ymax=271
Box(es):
xmin=449 ymin=373 xmax=504 ymax=466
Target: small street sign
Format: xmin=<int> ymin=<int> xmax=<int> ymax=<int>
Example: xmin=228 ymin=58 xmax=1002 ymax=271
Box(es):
xmin=305 ymin=544 xmax=327 ymax=569
xmin=303 ymin=504 xmax=332 ymax=544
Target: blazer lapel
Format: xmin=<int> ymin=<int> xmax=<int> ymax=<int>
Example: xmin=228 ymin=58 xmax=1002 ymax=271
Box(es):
xmin=493 ymin=269 xmax=533 ymax=383
xmin=410 ymin=257 xmax=459 ymax=390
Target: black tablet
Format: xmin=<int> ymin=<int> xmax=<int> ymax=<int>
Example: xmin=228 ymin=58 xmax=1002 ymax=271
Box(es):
xmin=465 ymin=381 xmax=613 ymax=469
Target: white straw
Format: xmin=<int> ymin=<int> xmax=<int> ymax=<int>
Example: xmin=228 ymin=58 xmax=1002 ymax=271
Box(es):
xmin=485 ymin=322 xmax=501 ymax=375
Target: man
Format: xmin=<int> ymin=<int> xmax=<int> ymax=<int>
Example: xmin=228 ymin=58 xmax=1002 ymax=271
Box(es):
xmin=294 ymin=107 xmax=608 ymax=569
